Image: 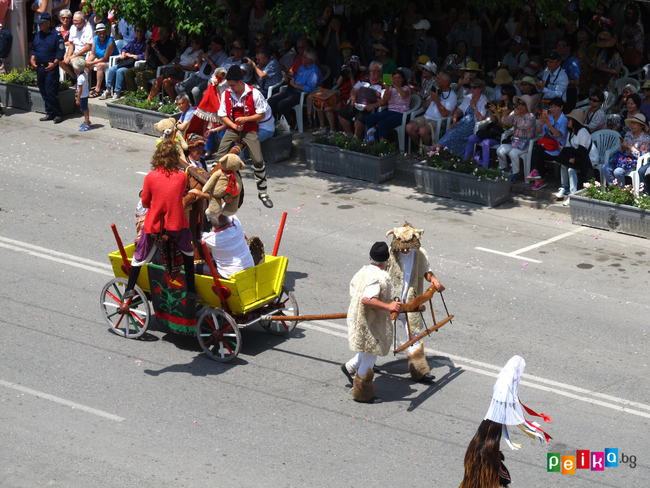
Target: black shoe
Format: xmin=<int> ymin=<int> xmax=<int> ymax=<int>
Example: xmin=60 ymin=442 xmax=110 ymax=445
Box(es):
xmin=258 ymin=192 xmax=274 ymax=208
xmin=53 ymin=116 xmax=63 ymax=124
xmin=354 ymin=396 xmax=383 ymax=404
xmin=123 ymin=289 xmax=136 ymax=301
xmin=40 ymin=115 xmax=55 ymax=121
xmin=415 ymin=373 xmax=436 ymax=384
xmin=340 ymin=364 xmax=355 ymax=385
xmin=372 ymin=365 xmax=380 ymax=373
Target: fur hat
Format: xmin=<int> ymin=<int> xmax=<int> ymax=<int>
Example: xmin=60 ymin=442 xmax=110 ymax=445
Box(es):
xmin=386 ymin=222 xmax=423 ymax=251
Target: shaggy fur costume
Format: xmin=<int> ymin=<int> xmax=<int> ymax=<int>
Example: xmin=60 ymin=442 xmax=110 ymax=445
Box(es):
xmin=347 ymin=265 xmax=395 ymax=356
xmin=352 ymin=370 xmax=376 ymax=402
xmin=385 ymin=247 xmax=430 ymax=335
xmin=386 ymin=222 xmax=423 ymax=251
xmin=406 ymin=343 xmax=430 ymax=380
xmin=203 ymin=154 xmax=245 ymax=220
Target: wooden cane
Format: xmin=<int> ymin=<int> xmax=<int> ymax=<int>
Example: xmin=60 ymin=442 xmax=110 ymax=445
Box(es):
xmin=262 ymin=313 xmax=348 ymax=321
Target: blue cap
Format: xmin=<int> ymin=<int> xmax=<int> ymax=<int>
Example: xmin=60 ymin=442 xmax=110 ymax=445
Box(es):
xmin=35 ymin=13 xmax=52 ymax=24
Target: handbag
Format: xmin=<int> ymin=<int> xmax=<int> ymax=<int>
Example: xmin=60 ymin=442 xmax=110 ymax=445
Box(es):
xmin=116 ymin=57 xmax=136 ymax=69
xmin=476 ymin=123 xmax=504 ymax=141
xmin=511 ymin=136 xmax=528 ymax=150
xmin=306 ymin=88 xmax=342 ymax=116
xmin=537 ymin=136 xmax=560 ymax=152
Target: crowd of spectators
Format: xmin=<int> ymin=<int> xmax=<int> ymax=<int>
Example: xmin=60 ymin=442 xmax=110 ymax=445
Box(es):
xmin=7 ymin=1 xmax=650 ymax=203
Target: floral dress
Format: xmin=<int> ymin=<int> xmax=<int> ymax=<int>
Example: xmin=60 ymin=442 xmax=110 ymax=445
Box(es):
xmin=438 ymin=94 xmax=488 ymax=155
xmin=609 ymin=131 xmax=650 ymax=170
xmin=593 ymin=50 xmax=623 ymax=94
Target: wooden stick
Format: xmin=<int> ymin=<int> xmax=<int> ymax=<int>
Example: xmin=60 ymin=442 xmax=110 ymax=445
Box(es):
xmin=272 ymin=212 xmax=288 ymax=257
xmin=111 ymin=223 xmax=130 ymax=274
xmin=393 ymin=315 xmax=454 ymax=354
xmin=263 ymin=313 xmax=347 ymax=321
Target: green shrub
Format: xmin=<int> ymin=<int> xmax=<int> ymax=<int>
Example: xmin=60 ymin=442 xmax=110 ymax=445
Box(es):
xmin=115 ymin=88 xmax=178 ymax=114
xmin=1 ymin=67 xmax=71 ymax=91
xmin=581 ymin=179 xmax=650 ymax=209
xmin=313 ymin=132 xmax=397 ymax=157
xmin=422 ymin=147 xmax=507 ymax=181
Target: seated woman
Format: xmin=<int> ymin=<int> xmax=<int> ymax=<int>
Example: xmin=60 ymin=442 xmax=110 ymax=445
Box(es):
xmin=454 ymin=61 xmax=482 ymax=99
xmin=556 ymin=110 xmax=599 ymax=206
xmin=200 ymin=214 xmax=255 ymax=279
xmin=526 ymin=97 xmax=568 ymax=191
xmin=100 ymin=25 xmax=146 ymax=100
xmin=497 ymin=94 xmax=537 ymax=181
xmin=431 ymin=78 xmax=488 ymax=155
xmin=465 ymin=84 xmax=515 ymax=167
xmin=603 ymin=113 xmax=650 ymax=188
xmin=580 ymin=88 xmax=606 ymax=133
xmin=314 ymin=56 xmax=366 ymax=135
xmin=364 ymin=70 xmax=411 ymax=142
xmin=442 ymin=40 xmax=472 ymax=83
xmin=85 ymin=23 xmax=115 ymax=98
xmin=516 ymin=76 xmax=541 ymax=113
xmin=148 ymin=36 xmax=202 ymax=101
xmin=612 ymin=84 xmax=637 ymax=115
xmin=608 ymin=92 xmax=642 ymax=136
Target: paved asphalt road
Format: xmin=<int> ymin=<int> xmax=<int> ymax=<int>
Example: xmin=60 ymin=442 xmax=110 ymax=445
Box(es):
xmin=1 ymin=109 xmax=648 ymax=487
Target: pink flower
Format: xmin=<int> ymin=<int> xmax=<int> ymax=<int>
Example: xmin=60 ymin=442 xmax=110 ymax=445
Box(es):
xmin=428 ymin=151 xmax=435 ymax=157
xmin=583 ymin=182 xmax=591 ymax=188
xmin=594 ymin=181 xmax=601 ymax=187
xmin=453 ymin=164 xmax=457 ymax=169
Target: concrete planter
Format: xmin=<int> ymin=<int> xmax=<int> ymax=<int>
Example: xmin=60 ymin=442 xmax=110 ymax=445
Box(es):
xmin=414 ymin=164 xmax=512 ymax=207
xmin=569 ymin=190 xmax=650 ymax=238
xmin=106 ymin=100 xmax=180 ymax=137
xmin=261 ymin=132 xmax=293 ymax=163
xmin=305 ymin=142 xmax=397 ymax=184
xmin=0 ymin=82 xmax=75 ymax=115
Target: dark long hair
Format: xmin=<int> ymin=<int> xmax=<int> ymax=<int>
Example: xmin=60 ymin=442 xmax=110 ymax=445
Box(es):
xmin=459 ymin=419 xmax=502 ymax=488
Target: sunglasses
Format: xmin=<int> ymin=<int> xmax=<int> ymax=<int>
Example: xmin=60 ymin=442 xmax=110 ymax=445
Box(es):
xmin=516 ymin=101 xmax=527 ymax=107
xmin=589 ymin=98 xmax=600 ymax=102
xmin=643 ymin=88 xmax=650 ymax=91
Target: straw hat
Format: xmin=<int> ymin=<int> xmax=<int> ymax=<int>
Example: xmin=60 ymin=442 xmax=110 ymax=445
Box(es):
xmin=513 ymin=95 xmax=534 ymax=113
xmin=596 ymin=31 xmax=616 ymax=48
xmin=566 ymin=109 xmax=585 ymax=126
xmin=413 ymin=19 xmax=431 ymax=31
xmin=461 ymin=61 xmax=484 ymax=75
xmin=386 ymin=222 xmax=423 ymax=251
xmin=625 ymin=113 xmax=649 ymax=131
xmin=516 ymin=75 xmax=538 ymax=88
xmin=373 ymin=43 xmax=390 ymax=52
xmin=493 ymin=68 xmax=513 ymax=85
xmin=339 ymin=41 xmax=354 ymax=51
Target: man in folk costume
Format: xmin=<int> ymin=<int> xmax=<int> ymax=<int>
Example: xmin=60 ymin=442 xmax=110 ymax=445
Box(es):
xmin=214 ymin=65 xmax=274 ymax=209
xmin=342 ymin=242 xmax=402 ymax=404
xmin=459 ymin=356 xmax=552 ymax=488
xmin=385 ymin=222 xmax=442 ymax=384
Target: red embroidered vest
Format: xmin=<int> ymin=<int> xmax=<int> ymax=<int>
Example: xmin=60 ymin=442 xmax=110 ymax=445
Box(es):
xmin=224 ymin=86 xmax=258 ymax=133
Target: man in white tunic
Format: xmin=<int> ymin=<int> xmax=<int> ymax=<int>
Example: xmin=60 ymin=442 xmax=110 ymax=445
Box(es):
xmin=201 ymin=214 xmax=254 ymax=279
xmin=342 ymin=242 xmax=401 ymax=404
xmin=385 ymin=223 xmax=443 ymax=383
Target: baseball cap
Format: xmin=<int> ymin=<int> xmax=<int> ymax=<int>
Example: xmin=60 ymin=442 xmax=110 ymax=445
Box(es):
xmin=35 ymin=13 xmax=52 ymax=24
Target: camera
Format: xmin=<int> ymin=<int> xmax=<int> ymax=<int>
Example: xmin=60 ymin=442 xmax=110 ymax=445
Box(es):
xmin=340 ymin=67 xmax=351 ymax=78
xmin=241 ymin=57 xmax=249 ymax=63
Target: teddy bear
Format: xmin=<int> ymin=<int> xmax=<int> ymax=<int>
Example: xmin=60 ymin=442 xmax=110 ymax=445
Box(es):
xmin=203 ymin=153 xmax=245 ymax=220
xmin=154 ymin=117 xmax=188 ymax=165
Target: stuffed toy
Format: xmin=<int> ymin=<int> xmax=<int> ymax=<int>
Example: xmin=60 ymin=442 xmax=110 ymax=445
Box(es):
xmin=154 ymin=117 xmax=188 ymax=164
xmin=203 ymin=153 xmax=245 ymax=220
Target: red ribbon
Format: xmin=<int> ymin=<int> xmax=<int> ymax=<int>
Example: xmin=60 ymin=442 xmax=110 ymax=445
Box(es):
xmin=520 ymin=400 xmax=552 ymax=423
xmin=224 ymin=170 xmax=238 ymax=196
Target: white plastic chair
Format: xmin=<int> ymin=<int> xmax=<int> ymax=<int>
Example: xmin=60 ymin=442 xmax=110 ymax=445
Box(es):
xmin=628 ymin=63 xmax=650 ymax=79
xmin=575 ymin=98 xmax=589 ymax=109
xmin=389 ymin=94 xmax=422 ymax=152
xmin=519 ymin=120 xmax=541 ymax=178
xmin=266 ymin=72 xmax=286 ymax=99
xmin=603 ymin=91 xmax=616 ymax=114
xmin=633 ymin=153 xmax=650 ymax=194
xmin=591 ymin=129 xmax=621 ymax=186
xmin=615 ymin=78 xmax=641 ymax=97
xmin=484 ymin=86 xmax=494 ymax=101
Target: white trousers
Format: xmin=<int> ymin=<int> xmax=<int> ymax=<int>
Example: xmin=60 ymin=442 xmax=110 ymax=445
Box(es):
xmin=346 ymin=352 xmax=377 ymax=377
xmin=497 ymin=144 xmax=527 ymax=174
xmin=398 ymin=315 xmax=420 ymax=355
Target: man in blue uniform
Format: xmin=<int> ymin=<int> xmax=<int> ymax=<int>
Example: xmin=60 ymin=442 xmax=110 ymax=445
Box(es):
xmin=30 ymin=13 xmax=65 ymax=123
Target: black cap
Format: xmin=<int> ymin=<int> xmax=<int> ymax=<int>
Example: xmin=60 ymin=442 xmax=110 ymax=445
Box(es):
xmin=545 ymin=51 xmax=561 ymax=62
xmin=212 ymin=36 xmax=226 ymax=49
xmin=35 ymin=13 xmax=52 ymax=23
xmin=370 ymin=241 xmax=390 ymax=263
xmin=225 ymin=65 xmax=243 ymax=81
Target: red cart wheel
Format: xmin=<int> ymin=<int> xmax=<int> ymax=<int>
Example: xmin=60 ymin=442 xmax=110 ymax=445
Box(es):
xmin=196 ymin=308 xmax=242 ymax=362
xmin=260 ymin=286 xmax=299 ymax=336
xmin=100 ymin=278 xmax=150 ymax=338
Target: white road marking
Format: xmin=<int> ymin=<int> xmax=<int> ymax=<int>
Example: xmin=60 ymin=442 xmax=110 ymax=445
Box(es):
xmin=476 ymin=227 xmax=587 ymax=262
xmin=6 ymin=238 xmax=648 ymax=419
xmin=0 ymin=379 xmax=125 ymax=422
xmin=0 ymin=237 xmax=114 ymax=276
xmin=305 ymin=320 xmax=650 ymax=420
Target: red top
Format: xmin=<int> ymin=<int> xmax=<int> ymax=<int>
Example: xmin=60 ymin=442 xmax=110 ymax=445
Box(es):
xmin=224 ymin=86 xmax=258 ymax=133
xmin=142 ymin=168 xmax=188 ymax=233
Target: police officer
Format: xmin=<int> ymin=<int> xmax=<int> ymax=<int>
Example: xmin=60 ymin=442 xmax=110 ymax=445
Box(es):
xmin=30 ymin=13 xmax=65 ymax=123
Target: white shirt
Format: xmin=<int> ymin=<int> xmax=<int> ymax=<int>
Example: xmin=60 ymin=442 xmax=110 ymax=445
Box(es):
xmin=179 ymin=47 xmax=202 ymax=67
xmin=459 ymin=94 xmax=489 ymax=116
xmin=69 ymin=22 xmax=94 ymax=54
xmin=118 ymin=19 xmax=136 ymax=41
xmin=76 ymin=71 xmax=89 ymax=98
xmin=201 ymin=216 xmax=255 ymax=279
xmin=258 ymin=104 xmax=275 ymax=132
xmin=567 ymin=127 xmax=599 ymax=165
xmin=424 ymin=90 xmax=457 ymax=121
xmin=217 ymin=84 xmax=268 ymax=119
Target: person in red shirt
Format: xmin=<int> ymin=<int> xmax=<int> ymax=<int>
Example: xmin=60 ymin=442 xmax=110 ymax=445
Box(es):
xmin=123 ymin=141 xmax=198 ymax=300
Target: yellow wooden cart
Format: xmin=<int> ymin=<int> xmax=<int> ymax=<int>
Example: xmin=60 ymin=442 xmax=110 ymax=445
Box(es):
xmin=99 ymin=217 xmax=298 ymax=362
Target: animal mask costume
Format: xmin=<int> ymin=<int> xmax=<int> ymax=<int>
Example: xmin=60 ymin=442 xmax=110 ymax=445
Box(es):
xmin=386 ymin=222 xmax=424 ymax=251
xmin=203 ymin=153 xmax=245 ymax=220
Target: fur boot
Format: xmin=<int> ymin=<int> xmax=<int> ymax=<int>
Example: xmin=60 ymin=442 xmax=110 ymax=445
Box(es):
xmin=407 ymin=343 xmax=431 ymax=381
xmin=351 ymin=370 xmax=375 ymax=402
